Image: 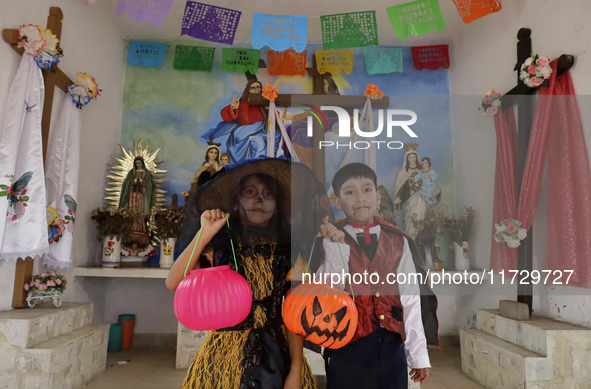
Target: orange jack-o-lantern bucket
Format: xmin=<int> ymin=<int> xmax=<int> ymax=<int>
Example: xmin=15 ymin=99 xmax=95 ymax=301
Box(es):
xmin=283 ymin=283 xmax=358 ymax=349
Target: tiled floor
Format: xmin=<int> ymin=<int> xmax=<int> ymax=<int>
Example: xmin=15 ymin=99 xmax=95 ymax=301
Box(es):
xmin=424 ymin=345 xmax=485 ymax=389
xmin=86 ymin=344 xmax=485 ymax=389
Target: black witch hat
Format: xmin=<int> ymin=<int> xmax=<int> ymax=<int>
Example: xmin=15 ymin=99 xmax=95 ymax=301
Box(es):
xmin=178 ymin=158 xmax=331 ymax=254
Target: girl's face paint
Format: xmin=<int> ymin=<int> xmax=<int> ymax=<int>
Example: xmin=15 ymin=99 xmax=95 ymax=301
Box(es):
xmin=238 ymin=176 xmax=276 ymax=227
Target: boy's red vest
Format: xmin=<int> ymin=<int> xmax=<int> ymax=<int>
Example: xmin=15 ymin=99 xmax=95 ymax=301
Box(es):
xmin=338 ymin=218 xmax=439 ymax=347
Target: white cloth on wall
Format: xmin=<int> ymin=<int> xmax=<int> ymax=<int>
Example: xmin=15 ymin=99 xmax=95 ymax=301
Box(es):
xmin=43 ymin=98 xmax=80 ymax=269
xmin=0 ymin=55 xmax=48 ymax=260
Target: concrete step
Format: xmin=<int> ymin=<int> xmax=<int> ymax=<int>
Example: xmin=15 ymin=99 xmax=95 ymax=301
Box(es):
xmin=0 ymin=302 xmax=93 ymax=349
xmin=16 ymin=324 xmax=109 ymax=389
xmin=477 ymin=308 xmax=591 ymax=357
xmin=461 ymin=328 xmax=552 ymax=388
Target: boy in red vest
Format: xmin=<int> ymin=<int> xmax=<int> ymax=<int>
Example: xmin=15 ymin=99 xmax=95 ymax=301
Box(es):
xmin=317 ymin=163 xmax=439 ymax=389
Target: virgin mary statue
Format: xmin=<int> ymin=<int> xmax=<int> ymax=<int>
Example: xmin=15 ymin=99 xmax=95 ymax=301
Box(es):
xmin=394 ymin=144 xmax=427 ymax=239
xmin=119 ymin=156 xmax=153 ymax=245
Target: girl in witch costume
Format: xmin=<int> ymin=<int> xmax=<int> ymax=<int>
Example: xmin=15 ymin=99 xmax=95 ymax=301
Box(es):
xmin=167 ymin=158 xmax=329 ymax=389
xmin=315 ymin=163 xmax=439 ymax=389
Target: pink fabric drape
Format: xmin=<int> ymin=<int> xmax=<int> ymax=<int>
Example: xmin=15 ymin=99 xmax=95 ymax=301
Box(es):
xmin=490 ymin=107 xmax=518 ymax=273
xmin=491 ymin=59 xmax=591 ymax=288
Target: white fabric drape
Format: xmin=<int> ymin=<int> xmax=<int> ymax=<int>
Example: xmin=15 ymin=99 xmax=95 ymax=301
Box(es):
xmin=0 ymin=55 xmax=48 ymax=260
xmin=267 ymin=100 xmax=299 ymax=161
xmin=43 ymin=98 xmax=80 ymax=269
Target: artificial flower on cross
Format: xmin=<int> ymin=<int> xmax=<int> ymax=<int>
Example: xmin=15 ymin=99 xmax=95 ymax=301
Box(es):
xmin=364 ymin=84 xmax=384 ymax=100
xmin=479 ymin=89 xmax=502 ymax=116
xmin=262 ymin=84 xmax=279 ymax=102
xmin=519 ymin=54 xmax=552 ymax=88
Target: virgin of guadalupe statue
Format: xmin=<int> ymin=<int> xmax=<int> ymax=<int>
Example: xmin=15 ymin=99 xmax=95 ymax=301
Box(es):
xmin=104 ymin=140 xmax=168 ymax=266
xmin=119 ymin=156 xmax=153 ymax=246
xmin=394 ymin=144 xmax=430 ymax=239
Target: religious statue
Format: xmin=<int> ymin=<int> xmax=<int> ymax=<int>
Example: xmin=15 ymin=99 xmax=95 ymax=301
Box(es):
xmin=120 ymin=156 xmax=153 ymax=215
xmin=393 ymin=143 xmax=442 ymax=238
xmin=104 ymin=140 xmax=168 ymax=266
xmin=182 ymin=142 xmax=223 ymax=204
xmin=118 ymin=156 xmax=154 ymax=258
xmin=412 ymin=157 xmax=441 ymax=206
xmin=201 ymin=79 xmax=281 ymax=163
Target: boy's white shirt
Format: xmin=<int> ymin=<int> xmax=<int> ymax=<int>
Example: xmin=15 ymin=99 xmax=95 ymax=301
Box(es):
xmin=316 ymin=224 xmax=431 ymax=369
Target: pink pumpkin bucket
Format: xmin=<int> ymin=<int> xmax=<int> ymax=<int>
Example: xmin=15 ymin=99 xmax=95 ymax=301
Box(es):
xmin=174 ymin=265 xmax=252 ymax=331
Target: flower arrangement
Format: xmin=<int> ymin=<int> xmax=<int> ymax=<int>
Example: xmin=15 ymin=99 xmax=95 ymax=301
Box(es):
xmin=17 ymin=25 xmax=46 ymax=55
xmin=478 ymin=90 xmax=501 ymax=116
xmin=68 ymin=72 xmax=101 ymax=108
xmin=493 ymin=218 xmax=527 ymax=248
xmin=153 ymin=206 xmax=184 ymax=243
xmin=364 ymin=84 xmax=384 ymax=100
xmin=262 ymin=84 xmax=279 ymax=102
xmin=520 ymin=54 xmax=552 ymax=88
xmin=443 ymin=207 xmax=476 ymax=246
xmin=24 ymin=272 xmax=67 ymax=293
xmin=410 ymin=207 xmax=445 ymax=237
xmin=17 ymin=24 xmax=63 ymax=70
xmin=90 ymin=206 xmax=135 ymax=241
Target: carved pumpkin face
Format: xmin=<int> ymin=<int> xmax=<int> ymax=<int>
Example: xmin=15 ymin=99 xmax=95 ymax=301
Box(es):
xmin=283 ymin=283 xmax=358 ymax=349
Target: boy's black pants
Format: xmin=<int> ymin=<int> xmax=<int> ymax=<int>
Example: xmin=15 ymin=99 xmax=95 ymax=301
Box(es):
xmin=323 ymin=328 xmax=408 ymax=389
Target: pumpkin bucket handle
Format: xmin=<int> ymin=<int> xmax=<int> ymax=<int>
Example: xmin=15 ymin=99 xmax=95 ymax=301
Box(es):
xmin=184 ymin=215 xmax=238 ymax=278
xmin=304 ymin=232 xmax=355 ymax=301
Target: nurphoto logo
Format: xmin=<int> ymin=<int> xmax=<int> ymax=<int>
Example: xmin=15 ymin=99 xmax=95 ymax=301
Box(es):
xmin=305 ymin=106 xmax=418 ymax=150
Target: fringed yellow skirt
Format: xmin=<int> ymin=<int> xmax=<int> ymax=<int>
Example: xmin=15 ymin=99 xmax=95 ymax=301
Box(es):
xmin=182 ymin=328 xmax=316 ymax=389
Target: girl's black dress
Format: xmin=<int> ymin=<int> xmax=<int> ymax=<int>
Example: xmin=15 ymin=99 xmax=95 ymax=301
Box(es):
xmin=181 ymin=226 xmax=316 ymax=389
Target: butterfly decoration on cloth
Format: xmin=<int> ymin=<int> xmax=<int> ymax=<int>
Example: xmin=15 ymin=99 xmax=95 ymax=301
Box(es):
xmin=47 ymin=195 xmax=77 ymax=243
xmin=25 ymin=101 xmax=37 ymax=112
xmin=63 ymin=194 xmax=77 ymax=232
xmin=1 ymin=171 xmax=33 ymax=221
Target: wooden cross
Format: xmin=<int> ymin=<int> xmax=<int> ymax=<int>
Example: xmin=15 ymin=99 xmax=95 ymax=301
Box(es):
xmin=245 ymin=59 xmax=268 ymax=82
xmin=499 ymin=28 xmax=574 ymax=316
xmin=2 ymin=7 xmax=75 ymax=308
xmin=248 ymin=54 xmax=390 ymax=184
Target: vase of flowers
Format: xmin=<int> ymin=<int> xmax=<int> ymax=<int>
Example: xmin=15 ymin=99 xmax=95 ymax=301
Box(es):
xmin=24 ymin=272 xmax=67 ymax=308
xmin=411 ymin=208 xmax=445 ymax=270
xmin=443 ymin=207 xmax=475 ymax=270
xmin=153 ymin=207 xmax=184 ymax=269
xmin=91 ymin=207 xmax=134 ymax=267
